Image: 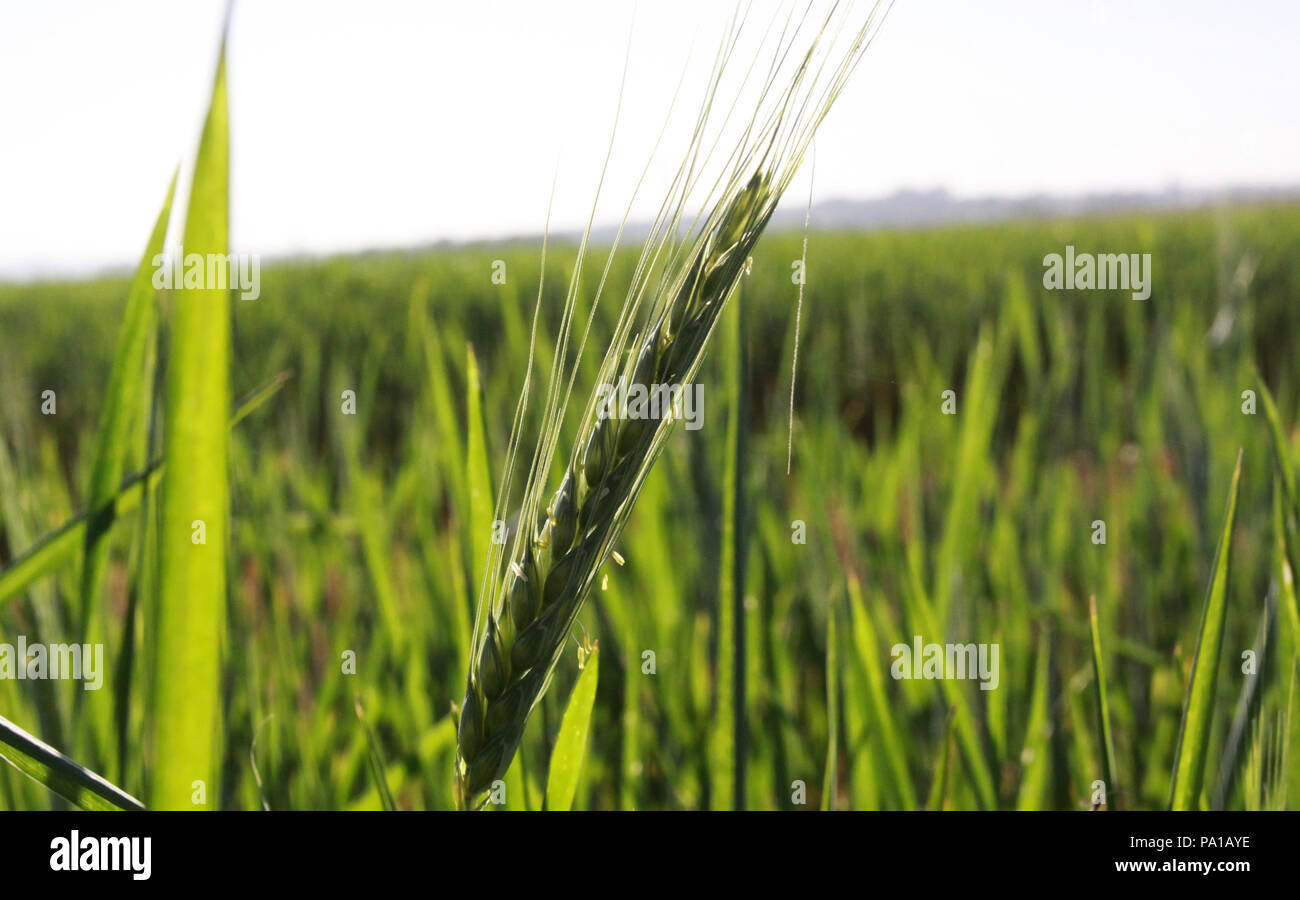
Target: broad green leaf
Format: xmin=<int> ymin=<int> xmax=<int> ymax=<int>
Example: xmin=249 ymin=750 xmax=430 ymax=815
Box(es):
xmin=545 ymin=645 xmax=599 ymax=811
xmin=1169 ymin=449 xmax=1242 ymax=810
xmin=151 ymin=28 xmax=230 ymax=810
xmin=0 ymin=714 xmax=143 ymax=811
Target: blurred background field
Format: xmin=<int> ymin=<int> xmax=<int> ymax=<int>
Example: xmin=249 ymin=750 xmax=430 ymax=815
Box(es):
xmin=1 ymin=200 xmax=1299 ymax=810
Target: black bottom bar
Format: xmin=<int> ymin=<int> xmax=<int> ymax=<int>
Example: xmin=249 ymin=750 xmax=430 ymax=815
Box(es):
xmin=2 ymin=810 xmax=1284 ymax=887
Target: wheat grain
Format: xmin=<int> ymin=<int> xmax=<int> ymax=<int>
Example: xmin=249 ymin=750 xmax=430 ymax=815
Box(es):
xmin=454 ymin=0 xmax=894 ymax=809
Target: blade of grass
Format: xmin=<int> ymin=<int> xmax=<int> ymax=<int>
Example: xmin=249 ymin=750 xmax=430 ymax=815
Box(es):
xmin=466 ymin=342 xmax=494 ymax=604
xmin=354 ymin=697 xmax=396 ymax=811
xmin=906 ymin=575 xmax=998 ymax=808
xmin=1256 ymin=371 xmax=1296 ymax=512
xmin=1212 ymin=591 xmax=1272 ymax=808
xmin=1088 ymin=595 xmax=1118 ymax=808
xmin=821 ymin=595 xmax=839 ymax=810
xmin=78 ymin=172 xmax=177 ymax=641
xmin=845 ymin=570 xmax=917 ymax=809
xmin=1257 ymin=375 xmax=1300 ymax=646
xmin=150 ymin=27 xmax=230 ymax=810
xmin=1015 ymin=630 xmax=1052 ymax=809
xmin=1169 ymin=449 xmax=1243 ymax=810
xmin=229 ymin=369 xmax=293 ymax=429
xmin=501 ymin=742 xmax=532 ymax=810
xmin=0 ymin=371 xmax=291 ymax=608
xmin=710 ymin=297 xmax=745 ymax=809
xmin=74 ymin=173 xmax=179 ymax=778
xmin=926 ymin=706 xmax=957 ymax=811
xmin=1274 ymin=481 xmax=1300 ymax=655
xmin=0 ymin=714 xmax=143 ymax=811
xmin=544 ymin=643 xmax=599 ymax=811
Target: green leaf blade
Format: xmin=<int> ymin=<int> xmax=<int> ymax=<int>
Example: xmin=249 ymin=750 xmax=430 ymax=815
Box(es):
xmin=1169 ymin=449 xmax=1243 ymax=810
xmin=710 ymin=298 xmax=744 ymax=809
xmin=0 ymin=714 xmax=143 ymax=811
xmin=150 ymin=30 xmax=230 ymax=810
xmin=1088 ymin=595 xmax=1118 ymax=807
xmin=545 ymin=645 xmax=599 ymax=811
xmin=821 ymin=597 xmax=839 ymax=810
xmin=846 ymin=572 xmax=916 ymax=809
xmin=466 ymin=342 xmax=494 ymax=600
xmin=78 ymin=173 xmax=177 ymax=636
xmin=0 ymin=373 xmax=289 ymax=609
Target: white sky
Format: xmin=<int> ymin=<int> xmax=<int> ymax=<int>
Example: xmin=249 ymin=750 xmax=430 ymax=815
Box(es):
xmin=1 ymin=0 xmax=1297 ymax=279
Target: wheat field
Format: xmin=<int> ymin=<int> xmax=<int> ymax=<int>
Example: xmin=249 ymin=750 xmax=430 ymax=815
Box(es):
xmin=1 ymin=3 xmax=1299 ymax=812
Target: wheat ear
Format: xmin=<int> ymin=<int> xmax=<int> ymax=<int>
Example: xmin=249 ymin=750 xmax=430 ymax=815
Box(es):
xmin=454 ymin=0 xmax=895 ymax=810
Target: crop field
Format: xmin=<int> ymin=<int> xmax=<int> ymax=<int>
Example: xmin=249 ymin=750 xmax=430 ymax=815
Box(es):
xmin=2 ymin=195 xmax=1299 ymax=811
xmin=2 ymin=2 xmax=1299 ymax=817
